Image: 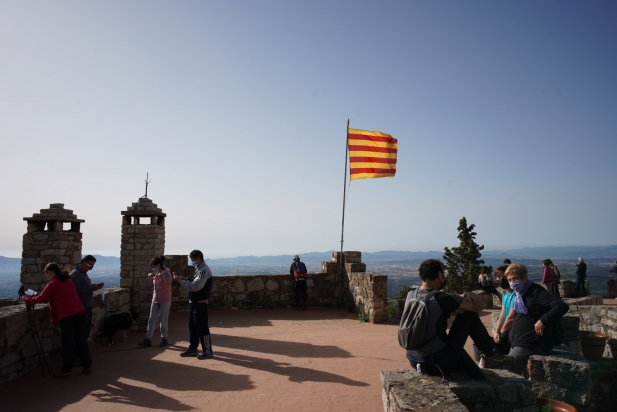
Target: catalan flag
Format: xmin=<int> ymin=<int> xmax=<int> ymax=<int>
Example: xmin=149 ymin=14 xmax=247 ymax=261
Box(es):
xmin=347 ymin=128 xmax=398 ymax=180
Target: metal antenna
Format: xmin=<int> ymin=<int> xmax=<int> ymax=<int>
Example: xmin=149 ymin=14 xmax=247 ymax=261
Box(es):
xmin=143 ymin=173 xmax=151 ymax=198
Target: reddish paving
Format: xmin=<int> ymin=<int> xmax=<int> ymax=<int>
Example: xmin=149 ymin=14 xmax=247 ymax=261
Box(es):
xmin=1 ymin=308 xmax=415 ymax=412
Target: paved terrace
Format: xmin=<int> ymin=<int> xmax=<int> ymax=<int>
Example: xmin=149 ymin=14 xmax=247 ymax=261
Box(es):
xmin=2 ymin=307 xmax=432 ymax=412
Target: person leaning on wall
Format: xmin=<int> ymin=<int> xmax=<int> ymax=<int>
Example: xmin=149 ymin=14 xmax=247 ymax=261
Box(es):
xmin=22 ymin=262 xmax=93 ymax=378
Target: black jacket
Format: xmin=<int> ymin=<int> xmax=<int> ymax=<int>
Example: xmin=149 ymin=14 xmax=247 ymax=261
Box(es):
xmin=509 ymin=283 xmax=569 ymax=351
xmin=575 ymin=261 xmax=587 ymax=277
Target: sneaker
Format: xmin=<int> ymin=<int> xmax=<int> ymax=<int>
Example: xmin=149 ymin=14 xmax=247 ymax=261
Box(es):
xmin=197 ymin=351 xmax=214 ymax=360
xmin=159 ymin=339 xmax=169 ymax=347
xmin=479 ymin=351 xmax=511 ymax=369
xmin=180 ymin=348 xmax=198 ymax=357
xmin=137 ymin=339 xmax=151 ymax=347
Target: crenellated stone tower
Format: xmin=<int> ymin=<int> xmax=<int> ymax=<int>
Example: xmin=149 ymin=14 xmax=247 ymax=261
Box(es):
xmin=21 ymin=203 xmax=84 ymax=291
xmin=120 ymin=198 xmax=166 ymax=328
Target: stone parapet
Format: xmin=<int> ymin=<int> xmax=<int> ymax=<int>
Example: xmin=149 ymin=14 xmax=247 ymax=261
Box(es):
xmin=563 ymin=295 xmax=603 ymax=306
xmin=0 ymin=287 xmax=131 ymax=383
xmin=527 ymin=345 xmax=617 ymax=411
xmin=560 ymin=279 xmax=590 ymax=298
xmin=566 ymin=304 xmax=617 ymax=358
xmin=381 ymin=369 xmax=536 ymax=412
xmin=345 ymin=272 xmax=388 ymax=323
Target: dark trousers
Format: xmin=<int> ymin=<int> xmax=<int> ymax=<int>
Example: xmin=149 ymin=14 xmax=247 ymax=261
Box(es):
xmin=295 ymin=280 xmax=307 ymax=308
xmin=60 ymin=313 xmax=91 ymax=373
xmin=189 ymin=302 xmax=212 ymax=354
xmin=575 ymin=277 xmax=587 ymax=297
xmin=407 ymin=311 xmax=493 ymax=381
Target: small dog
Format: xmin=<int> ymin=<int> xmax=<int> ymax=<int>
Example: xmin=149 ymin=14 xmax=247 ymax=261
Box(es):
xmin=102 ymin=309 xmax=141 ymax=346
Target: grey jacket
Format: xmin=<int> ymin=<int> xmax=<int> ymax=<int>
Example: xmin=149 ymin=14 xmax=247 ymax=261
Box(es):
xmin=70 ymin=265 xmax=94 ymax=308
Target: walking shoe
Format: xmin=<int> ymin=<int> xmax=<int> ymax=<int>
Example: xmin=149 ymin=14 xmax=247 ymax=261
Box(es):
xmin=479 ymin=351 xmax=511 ymax=369
xmin=197 ymin=351 xmax=214 ymax=360
xmin=180 ymin=348 xmax=198 ymax=357
xmin=81 ymin=367 xmax=92 ymax=375
xmin=159 ymin=339 xmax=169 ymax=347
xmin=137 ymin=339 xmax=151 ymax=347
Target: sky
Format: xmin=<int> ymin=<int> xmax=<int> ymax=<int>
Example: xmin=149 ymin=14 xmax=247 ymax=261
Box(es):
xmin=1 ymin=1 xmax=616 ymax=258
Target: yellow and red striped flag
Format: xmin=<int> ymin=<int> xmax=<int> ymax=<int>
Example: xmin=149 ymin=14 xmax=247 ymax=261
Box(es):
xmin=347 ymin=128 xmax=398 ymax=180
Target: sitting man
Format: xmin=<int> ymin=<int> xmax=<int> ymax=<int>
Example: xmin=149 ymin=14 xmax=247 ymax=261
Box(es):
xmin=405 ymin=259 xmax=509 ymax=381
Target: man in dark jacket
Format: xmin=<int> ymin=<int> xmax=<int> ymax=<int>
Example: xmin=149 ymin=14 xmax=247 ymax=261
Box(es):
xmin=573 ymin=257 xmax=587 ymax=297
xmin=290 ymin=255 xmax=307 ymax=310
xmin=173 ymin=250 xmax=213 ymax=359
xmin=70 ymin=255 xmax=103 ymax=359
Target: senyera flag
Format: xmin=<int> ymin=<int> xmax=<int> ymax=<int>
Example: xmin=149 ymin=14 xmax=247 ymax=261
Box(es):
xmin=347 ymin=128 xmax=397 ymax=180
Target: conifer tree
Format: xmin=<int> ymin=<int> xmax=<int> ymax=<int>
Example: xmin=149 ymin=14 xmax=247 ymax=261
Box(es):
xmin=442 ymin=217 xmax=485 ymax=294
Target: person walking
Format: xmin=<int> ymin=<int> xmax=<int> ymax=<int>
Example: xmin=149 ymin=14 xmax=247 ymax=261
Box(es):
xmin=290 ymin=255 xmax=308 ymax=310
xmin=173 ymin=250 xmax=213 ymax=360
xmin=23 ymin=263 xmax=92 ymax=378
xmin=138 ymin=256 xmax=172 ymax=348
xmin=573 ymin=257 xmax=587 ymax=297
xmin=541 ymin=259 xmax=556 ymax=297
xmin=70 ymin=255 xmax=103 ymax=364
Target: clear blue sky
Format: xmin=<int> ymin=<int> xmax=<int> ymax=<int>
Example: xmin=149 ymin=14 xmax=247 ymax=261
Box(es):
xmin=1 ymin=1 xmax=615 ymax=258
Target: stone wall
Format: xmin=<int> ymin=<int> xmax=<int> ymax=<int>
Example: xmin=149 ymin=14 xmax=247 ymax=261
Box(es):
xmin=527 ymin=345 xmax=617 ymax=411
xmin=119 ymin=198 xmax=166 ymax=329
xmin=381 ymin=369 xmax=537 ymax=412
xmin=566 ymin=304 xmax=617 ymax=358
xmin=21 ymin=203 xmax=84 ymax=291
xmin=560 ymin=279 xmax=590 ymax=298
xmin=0 ymin=288 xmax=130 ymax=383
xmin=345 ymin=272 xmax=388 ymax=323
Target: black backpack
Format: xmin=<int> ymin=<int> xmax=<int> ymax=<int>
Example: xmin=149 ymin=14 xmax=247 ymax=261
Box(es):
xmin=398 ymin=287 xmax=440 ymax=351
xmin=295 ymin=261 xmax=307 ymax=274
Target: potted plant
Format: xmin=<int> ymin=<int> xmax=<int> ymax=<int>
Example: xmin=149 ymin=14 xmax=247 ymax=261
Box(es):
xmin=578 ymin=331 xmax=609 ymax=361
xmin=536 ymin=396 xmax=577 ymax=412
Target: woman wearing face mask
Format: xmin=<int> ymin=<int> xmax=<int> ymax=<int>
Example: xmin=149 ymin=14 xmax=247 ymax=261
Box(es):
xmin=138 ymin=256 xmax=172 ymax=347
xmin=483 ymin=264 xmax=569 ymax=374
xmin=492 ymin=265 xmax=515 ymax=354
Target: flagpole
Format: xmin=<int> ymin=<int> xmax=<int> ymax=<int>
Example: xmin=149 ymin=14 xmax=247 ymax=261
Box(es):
xmin=339 ymin=119 xmax=349 ymax=306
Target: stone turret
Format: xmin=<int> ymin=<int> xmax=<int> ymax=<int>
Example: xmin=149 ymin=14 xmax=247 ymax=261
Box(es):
xmin=120 ymin=198 xmax=166 ymax=329
xmin=21 ymin=203 xmax=84 ymax=291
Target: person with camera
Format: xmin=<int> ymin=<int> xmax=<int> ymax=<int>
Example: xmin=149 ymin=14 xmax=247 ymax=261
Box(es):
xmin=173 ymin=250 xmax=214 ymax=360
xmin=138 ymin=256 xmax=172 ymax=348
xmin=23 ymin=262 xmax=92 ymax=378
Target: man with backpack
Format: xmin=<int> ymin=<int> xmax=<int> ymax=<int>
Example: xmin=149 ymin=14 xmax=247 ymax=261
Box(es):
xmin=290 ymin=255 xmax=308 ymax=310
xmin=400 ymin=259 xmax=509 ymax=381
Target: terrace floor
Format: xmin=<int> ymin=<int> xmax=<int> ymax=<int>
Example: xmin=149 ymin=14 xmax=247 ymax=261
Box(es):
xmin=5 ymin=301 xmax=613 ymax=412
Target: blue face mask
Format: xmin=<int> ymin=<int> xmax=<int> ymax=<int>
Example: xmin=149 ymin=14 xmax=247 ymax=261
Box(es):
xmin=152 ymin=267 xmax=158 ymax=273
xmin=190 ymin=261 xmax=197 ymax=268
xmin=509 ymin=280 xmax=524 ymax=293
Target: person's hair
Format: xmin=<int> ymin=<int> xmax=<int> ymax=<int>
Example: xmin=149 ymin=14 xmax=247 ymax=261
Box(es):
xmin=82 ymin=255 xmax=96 ymax=263
xmin=44 ymin=262 xmax=70 ymax=281
xmin=505 ymin=263 xmax=528 ymax=282
xmin=480 ymin=266 xmax=491 ymax=275
xmin=503 ymin=259 xmax=511 ymax=264
xmin=149 ymin=256 xmax=166 ymax=267
xmin=542 ymin=259 xmax=553 ymax=266
xmin=579 ymin=257 xmax=584 ymax=262
xmin=189 ymin=250 xmax=204 ymax=261
xmin=494 ymin=265 xmax=508 ymax=279
xmin=418 ymin=259 xmax=444 ymax=281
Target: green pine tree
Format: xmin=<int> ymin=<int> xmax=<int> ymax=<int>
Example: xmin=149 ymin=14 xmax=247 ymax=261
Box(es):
xmin=442 ymin=217 xmax=485 ymax=294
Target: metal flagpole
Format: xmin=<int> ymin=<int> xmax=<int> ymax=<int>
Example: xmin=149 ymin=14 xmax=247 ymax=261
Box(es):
xmin=339 ymin=119 xmax=349 ymax=306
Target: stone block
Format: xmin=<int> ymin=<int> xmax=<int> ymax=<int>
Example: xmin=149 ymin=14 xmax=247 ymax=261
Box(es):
xmin=265 ymin=279 xmax=279 ymax=291
xmin=231 ymin=279 xmax=245 ymax=293
xmin=247 ymin=278 xmax=265 ymax=292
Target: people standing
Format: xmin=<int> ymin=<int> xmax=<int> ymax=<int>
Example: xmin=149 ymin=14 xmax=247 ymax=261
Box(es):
xmin=173 ymin=250 xmax=213 ymax=360
xmin=138 ymin=256 xmax=172 ymax=348
xmin=609 ymin=259 xmax=617 ymax=281
xmin=23 ymin=263 xmax=92 ymax=378
xmin=70 ymin=255 xmax=103 ymax=363
xmin=541 ymin=259 xmax=556 ymax=297
xmin=290 ymin=255 xmax=308 ymax=310
xmin=573 ymin=257 xmax=587 ymax=297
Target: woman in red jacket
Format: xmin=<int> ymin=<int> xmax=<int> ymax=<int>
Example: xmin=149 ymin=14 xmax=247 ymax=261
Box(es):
xmin=23 ymin=262 xmax=93 ymax=378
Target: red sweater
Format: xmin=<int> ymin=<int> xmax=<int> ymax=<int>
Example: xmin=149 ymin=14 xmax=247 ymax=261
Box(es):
xmin=25 ymin=277 xmax=85 ymax=325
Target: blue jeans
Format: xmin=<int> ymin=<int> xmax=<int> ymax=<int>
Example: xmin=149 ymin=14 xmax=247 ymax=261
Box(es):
xmin=575 ymin=277 xmax=587 ymax=297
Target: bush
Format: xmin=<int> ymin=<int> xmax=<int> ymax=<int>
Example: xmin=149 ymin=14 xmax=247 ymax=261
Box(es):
xmin=387 ymin=300 xmax=400 ymax=319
